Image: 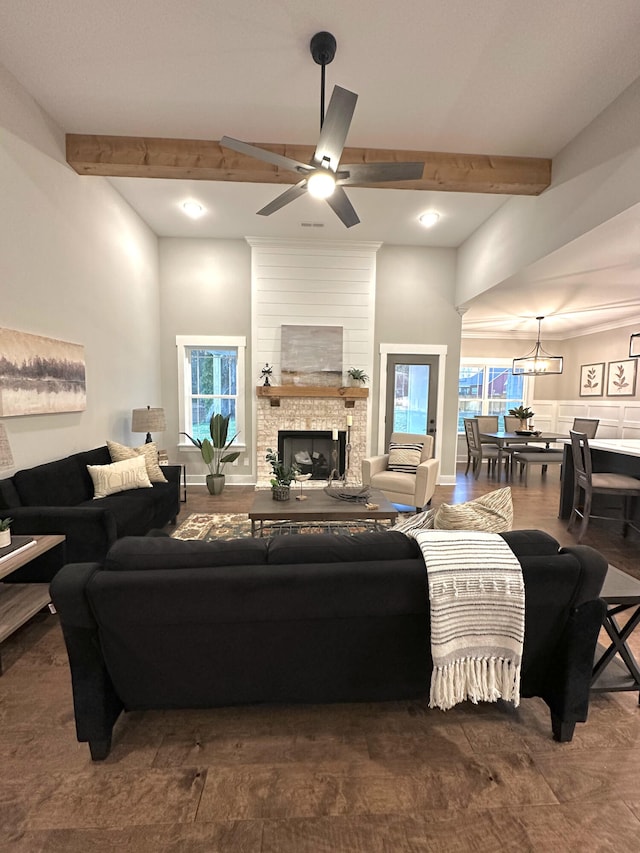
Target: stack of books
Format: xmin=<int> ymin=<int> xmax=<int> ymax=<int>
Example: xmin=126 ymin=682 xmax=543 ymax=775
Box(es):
xmin=0 ymin=536 xmax=36 ymax=563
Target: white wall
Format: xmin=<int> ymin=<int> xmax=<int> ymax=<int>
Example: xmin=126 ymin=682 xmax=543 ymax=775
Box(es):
xmin=0 ymin=64 xmax=162 ymax=472
xmin=375 ymin=245 xmax=460 ymax=480
xmin=158 ymin=238 xmax=253 ymax=482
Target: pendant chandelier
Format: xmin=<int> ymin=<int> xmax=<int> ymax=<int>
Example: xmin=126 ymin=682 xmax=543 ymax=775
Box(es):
xmin=512 ymin=316 xmax=563 ymax=376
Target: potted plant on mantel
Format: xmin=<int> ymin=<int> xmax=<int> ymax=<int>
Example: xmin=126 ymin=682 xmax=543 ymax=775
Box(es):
xmin=508 ymin=405 xmax=535 ymax=430
xmin=265 ymin=448 xmax=299 ymax=501
xmin=181 ymin=413 xmax=240 ymax=495
xmin=347 ymin=367 xmax=369 ymax=387
xmin=0 ymin=517 xmax=12 ymax=548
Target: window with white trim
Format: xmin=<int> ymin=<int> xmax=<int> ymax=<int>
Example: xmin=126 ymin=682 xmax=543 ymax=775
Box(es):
xmin=177 ymin=336 xmax=246 ymax=447
xmin=458 ymin=358 xmax=529 ymax=432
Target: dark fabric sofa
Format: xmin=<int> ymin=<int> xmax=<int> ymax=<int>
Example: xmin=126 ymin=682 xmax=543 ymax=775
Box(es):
xmin=50 ymin=528 xmax=607 ymax=759
xmin=0 ymin=446 xmax=181 ymax=577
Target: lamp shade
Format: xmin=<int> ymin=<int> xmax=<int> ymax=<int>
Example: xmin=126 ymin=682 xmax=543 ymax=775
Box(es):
xmin=512 ymin=316 xmax=563 ymax=376
xmin=630 ymin=332 xmax=640 ymax=357
xmin=131 ymin=406 xmax=166 ymax=443
xmin=0 ymin=423 xmax=14 ymax=471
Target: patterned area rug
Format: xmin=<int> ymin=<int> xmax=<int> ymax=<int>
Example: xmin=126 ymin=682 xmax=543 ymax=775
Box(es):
xmin=172 ymin=512 xmax=405 ymax=541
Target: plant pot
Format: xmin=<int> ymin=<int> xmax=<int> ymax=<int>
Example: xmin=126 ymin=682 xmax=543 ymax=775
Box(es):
xmin=206 ymin=474 xmax=225 ymax=496
xmin=0 ymin=528 xmax=10 ymax=547
xmin=271 ymin=485 xmax=291 ymax=501
xmin=348 ymin=377 xmax=364 ymax=388
xmin=519 ymin=420 xmax=528 ymax=430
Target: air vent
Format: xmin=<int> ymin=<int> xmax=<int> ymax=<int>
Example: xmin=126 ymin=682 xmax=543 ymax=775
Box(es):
xmin=300 ymin=222 xmax=325 ymax=228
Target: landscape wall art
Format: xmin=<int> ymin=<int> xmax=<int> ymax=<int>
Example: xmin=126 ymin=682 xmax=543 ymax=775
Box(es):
xmin=0 ymin=327 xmax=86 ymax=416
xmin=281 ymin=325 xmax=343 ymax=386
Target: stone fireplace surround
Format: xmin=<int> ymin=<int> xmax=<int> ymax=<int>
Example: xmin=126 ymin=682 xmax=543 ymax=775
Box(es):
xmin=256 ymin=392 xmax=368 ymax=487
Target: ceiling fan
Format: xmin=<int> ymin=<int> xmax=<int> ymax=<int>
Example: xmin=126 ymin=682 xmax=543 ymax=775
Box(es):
xmin=220 ymin=32 xmax=424 ymax=228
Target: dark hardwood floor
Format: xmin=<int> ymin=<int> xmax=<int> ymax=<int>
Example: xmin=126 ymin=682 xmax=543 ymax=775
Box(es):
xmin=1 ymin=466 xmax=639 ymax=851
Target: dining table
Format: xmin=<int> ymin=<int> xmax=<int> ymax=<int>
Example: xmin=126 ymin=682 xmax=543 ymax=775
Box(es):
xmin=479 ymin=431 xmax=568 ymax=482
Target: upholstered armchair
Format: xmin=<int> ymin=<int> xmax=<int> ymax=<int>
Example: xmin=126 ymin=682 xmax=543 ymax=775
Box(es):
xmin=361 ymin=432 xmax=439 ymax=511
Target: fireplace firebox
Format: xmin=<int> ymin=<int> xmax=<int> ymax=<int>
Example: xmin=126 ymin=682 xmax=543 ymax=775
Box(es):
xmin=278 ymin=430 xmax=346 ymax=480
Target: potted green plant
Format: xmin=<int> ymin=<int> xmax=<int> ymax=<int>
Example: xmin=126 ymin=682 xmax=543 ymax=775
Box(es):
xmin=347 ymin=367 xmax=369 ymax=387
xmin=265 ymin=448 xmax=299 ymax=501
xmin=0 ymin=517 xmax=13 ymax=548
xmin=508 ymin=405 xmax=535 ymax=430
xmin=181 ymin=413 xmax=240 ymax=495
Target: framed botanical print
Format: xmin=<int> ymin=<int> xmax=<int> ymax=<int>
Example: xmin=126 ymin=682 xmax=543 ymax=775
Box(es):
xmin=579 ymin=363 xmax=605 ymax=397
xmin=606 ymin=358 xmax=638 ymax=396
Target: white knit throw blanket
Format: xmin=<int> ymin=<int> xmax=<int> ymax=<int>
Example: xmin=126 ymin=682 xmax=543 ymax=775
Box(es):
xmin=414 ymin=530 xmax=525 ymax=711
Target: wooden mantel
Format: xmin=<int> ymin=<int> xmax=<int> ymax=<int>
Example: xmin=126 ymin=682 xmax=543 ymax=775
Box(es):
xmin=256 ymin=385 xmax=369 ymax=408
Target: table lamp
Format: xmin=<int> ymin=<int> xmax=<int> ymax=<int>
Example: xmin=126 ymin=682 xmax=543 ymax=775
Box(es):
xmin=131 ymin=406 xmax=166 ymax=444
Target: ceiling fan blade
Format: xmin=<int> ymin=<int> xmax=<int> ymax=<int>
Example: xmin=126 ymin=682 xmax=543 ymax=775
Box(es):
xmin=339 ymin=162 xmax=425 ymax=184
xmin=312 ymin=86 xmax=358 ymax=171
xmin=257 ymin=180 xmax=308 ymax=216
xmin=221 ymin=136 xmax=310 ymax=175
xmin=325 ymin=186 xmax=360 ymax=228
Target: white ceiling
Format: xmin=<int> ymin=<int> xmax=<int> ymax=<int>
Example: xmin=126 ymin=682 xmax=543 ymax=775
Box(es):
xmin=2 ymin=0 xmax=640 ymax=336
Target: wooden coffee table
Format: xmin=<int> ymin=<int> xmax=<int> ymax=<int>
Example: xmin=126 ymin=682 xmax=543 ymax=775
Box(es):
xmin=249 ymin=487 xmax=398 ymax=537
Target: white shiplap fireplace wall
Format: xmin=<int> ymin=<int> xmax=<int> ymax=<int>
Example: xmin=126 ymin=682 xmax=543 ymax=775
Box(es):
xmin=248 ymin=238 xmax=381 ymax=485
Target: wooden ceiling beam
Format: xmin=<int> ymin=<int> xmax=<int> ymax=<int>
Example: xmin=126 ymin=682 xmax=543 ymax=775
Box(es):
xmin=66 ymin=134 xmax=551 ymax=195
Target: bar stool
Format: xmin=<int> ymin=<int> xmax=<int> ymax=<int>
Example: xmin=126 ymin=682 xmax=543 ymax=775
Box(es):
xmin=567 ymin=430 xmax=640 ymax=543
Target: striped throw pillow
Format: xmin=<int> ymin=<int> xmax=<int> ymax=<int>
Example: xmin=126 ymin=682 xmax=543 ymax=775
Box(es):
xmin=390 ymin=507 xmax=437 ymax=538
xmin=387 ymin=442 xmax=423 ymax=473
xmin=434 ymin=487 xmax=513 ymax=533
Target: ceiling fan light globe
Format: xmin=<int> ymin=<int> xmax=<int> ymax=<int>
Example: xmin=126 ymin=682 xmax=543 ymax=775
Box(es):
xmin=418 ymin=211 xmax=440 ymax=228
xmin=307 ymin=170 xmax=336 ymax=199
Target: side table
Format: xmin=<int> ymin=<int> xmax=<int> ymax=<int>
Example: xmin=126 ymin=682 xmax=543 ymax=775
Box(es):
xmin=591 ymin=564 xmax=640 ymax=701
xmin=0 ymin=534 xmax=66 ymax=674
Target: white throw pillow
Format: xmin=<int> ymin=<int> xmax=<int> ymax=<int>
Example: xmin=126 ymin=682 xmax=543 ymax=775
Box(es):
xmin=87 ymin=455 xmax=153 ymax=499
xmin=107 ymin=439 xmax=167 ymax=483
xmin=434 ymin=487 xmax=513 ymax=533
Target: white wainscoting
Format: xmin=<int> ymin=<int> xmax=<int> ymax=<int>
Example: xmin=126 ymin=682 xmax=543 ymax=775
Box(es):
xmin=531 ymin=399 xmax=640 ymax=440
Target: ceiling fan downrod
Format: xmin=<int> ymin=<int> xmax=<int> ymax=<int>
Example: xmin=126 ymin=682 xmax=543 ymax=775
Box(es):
xmin=310 ymin=31 xmax=336 ymax=129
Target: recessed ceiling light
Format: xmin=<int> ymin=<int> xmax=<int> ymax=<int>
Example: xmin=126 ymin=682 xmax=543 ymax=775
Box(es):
xmin=181 ymin=200 xmax=206 ymax=219
xmin=418 ymin=211 xmax=440 ymax=228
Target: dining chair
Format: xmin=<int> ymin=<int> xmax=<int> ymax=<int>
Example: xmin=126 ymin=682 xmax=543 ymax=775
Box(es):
xmin=463 ymin=418 xmax=502 ymax=479
xmin=476 ymin=415 xmax=499 ymax=440
xmin=567 ymin=430 xmax=640 ymax=543
xmin=503 ymin=415 xmax=521 ymax=432
xmin=572 ymin=418 xmax=599 ymax=438
xmin=476 ymin=416 xmax=501 ymax=451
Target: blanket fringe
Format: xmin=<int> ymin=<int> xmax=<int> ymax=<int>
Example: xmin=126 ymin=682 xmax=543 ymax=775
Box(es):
xmin=429 ymin=657 xmax=521 ymax=711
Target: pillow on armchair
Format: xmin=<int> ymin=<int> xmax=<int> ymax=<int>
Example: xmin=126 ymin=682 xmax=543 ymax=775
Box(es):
xmin=387 ymin=442 xmax=424 ymax=473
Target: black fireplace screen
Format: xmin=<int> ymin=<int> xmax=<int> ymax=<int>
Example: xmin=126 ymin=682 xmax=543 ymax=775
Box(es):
xmin=278 ymin=430 xmax=346 ymax=480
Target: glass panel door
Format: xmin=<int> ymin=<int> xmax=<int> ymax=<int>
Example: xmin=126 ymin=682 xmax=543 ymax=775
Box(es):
xmin=385 ymin=355 xmax=439 ymax=449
